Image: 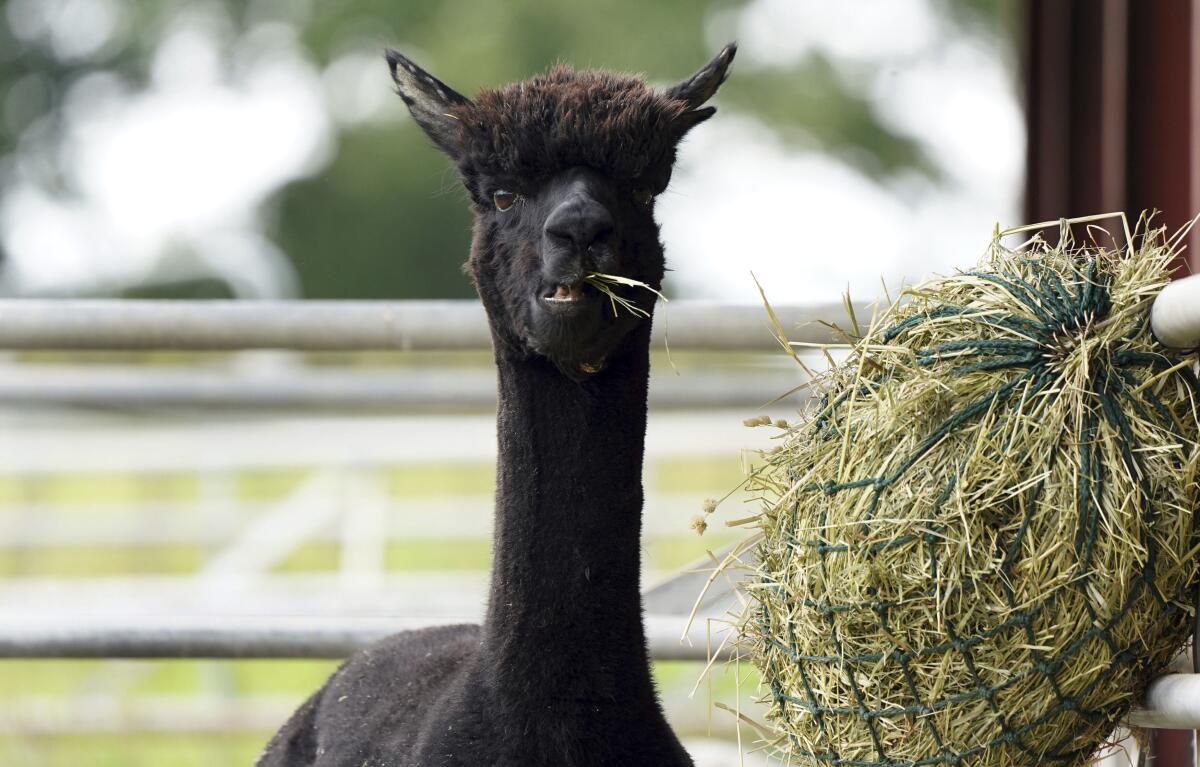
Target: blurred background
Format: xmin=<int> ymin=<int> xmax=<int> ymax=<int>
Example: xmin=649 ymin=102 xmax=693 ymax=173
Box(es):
xmin=0 ymin=0 xmax=1024 ymax=302
xmin=0 ymin=1 xmax=1024 ymax=765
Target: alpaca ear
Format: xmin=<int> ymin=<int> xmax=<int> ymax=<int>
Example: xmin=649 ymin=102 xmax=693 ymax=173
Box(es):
xmin=386 ymin=49 xmax=471 ymax=158
xmin=665 ymin=42 xmax=736 ymax=133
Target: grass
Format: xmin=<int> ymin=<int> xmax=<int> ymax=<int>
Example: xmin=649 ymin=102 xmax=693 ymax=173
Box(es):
xmin=0 ymin=658 xmax=743 ymax=704
xmin=384 ymin=463 xmax=495 ymax=497
xmin=274 ymin=539 xmax=495 ymax=572
xmin=0 ymin=447 xmax=755 ymax=765
xmin=653 ymin=457 xmax=749 ymax=494
xmin=0 ymin=734 xmax=269 ymax=767
xmin=0 ymin=455 xmax=743 ymax=579
xmin=0 ymin=473 xmax=198 ymax=506
xmin=0 ymin=544 xmax=205 ymax=578
xmin=0 ymin=659 xmax=758 ymax=766
xmin=0 ymin=535 xmax=738 ymax=579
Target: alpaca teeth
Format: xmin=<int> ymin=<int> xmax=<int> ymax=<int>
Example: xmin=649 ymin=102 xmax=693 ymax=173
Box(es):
xmin=548 ymin=284 xmax=583 ymax=301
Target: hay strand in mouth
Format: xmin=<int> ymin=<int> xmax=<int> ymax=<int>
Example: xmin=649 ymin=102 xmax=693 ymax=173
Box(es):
xmin=585 ymin=272 xmax=666 ymax=319
xmin=737 ymin=213 xmax=1200 ymax=767
xmin=587 ymin=271 xmax=679 ymax=373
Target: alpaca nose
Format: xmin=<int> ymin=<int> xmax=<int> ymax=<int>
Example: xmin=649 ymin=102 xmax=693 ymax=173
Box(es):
xmin=543 ymin=195 xmax=615 ymax=254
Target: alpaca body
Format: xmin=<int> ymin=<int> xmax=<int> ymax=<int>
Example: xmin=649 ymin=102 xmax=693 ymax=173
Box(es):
xmin=260 ymin=340 xmax=690 ymax=766
xmin=263 ymin=625 xmax=688 ymax=767
xmin=260 ymin=44 xmax=735 ymax=766
xmin=260 ymin=625 xmax=479 ymax=766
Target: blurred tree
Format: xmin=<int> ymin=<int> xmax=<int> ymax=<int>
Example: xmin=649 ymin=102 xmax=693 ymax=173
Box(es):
xmin=0 ymin=0 xmax=1018 ymax=300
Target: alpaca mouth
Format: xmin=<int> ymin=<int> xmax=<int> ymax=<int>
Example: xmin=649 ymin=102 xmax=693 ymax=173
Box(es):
xmin=539 ymin=282 xmax=597 ymax=319
xmin=539 ymin=282 xmax=601 ymax=318
xmin=542 ymin=283 xmax=587 ymax=303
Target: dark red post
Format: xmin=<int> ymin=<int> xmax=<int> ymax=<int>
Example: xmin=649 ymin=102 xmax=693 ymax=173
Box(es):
xmin=1024 ymin=0 xmax=1198 ymax=275
xmin=1127 ymin=1 xmax=1198 ymax=277
xmin=1024 ymin=2 xmax=1199 ymax=765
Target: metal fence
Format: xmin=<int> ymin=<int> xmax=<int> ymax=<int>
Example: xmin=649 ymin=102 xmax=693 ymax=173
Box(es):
xmin=0 ymin=299 xmax=772 ymax=668
xmin=0 ymin=299 xmax=844 ymax=350
xmin=0 ymin=298 xmax=1194 ymax=743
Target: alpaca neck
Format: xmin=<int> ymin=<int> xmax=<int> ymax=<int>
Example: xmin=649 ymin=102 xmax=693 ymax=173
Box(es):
xmin=481 ymin=330 xmax=655 ymax=706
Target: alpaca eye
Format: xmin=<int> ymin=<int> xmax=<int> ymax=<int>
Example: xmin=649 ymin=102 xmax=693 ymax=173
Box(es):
xmin=493 ymin=190 xmax=518 ymax=211
xmin=633 ymin=188 xmax=654 ymax=207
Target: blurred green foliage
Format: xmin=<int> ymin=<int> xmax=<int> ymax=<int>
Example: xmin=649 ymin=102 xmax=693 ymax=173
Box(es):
xmin=0 ymin=0 xmax=1016 ymax=297
xmin=0 ymin=659 xmax=755 ymax=765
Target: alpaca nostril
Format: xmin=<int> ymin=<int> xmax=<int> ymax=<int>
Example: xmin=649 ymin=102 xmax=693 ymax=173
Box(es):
xmin=587 ymin=224 xmax=615 ymax=250
xmin=544 ymin=227 xmax=575 ymax=248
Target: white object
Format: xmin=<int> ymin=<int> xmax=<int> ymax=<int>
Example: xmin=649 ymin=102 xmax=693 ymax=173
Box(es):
xmin=1126 ymin=674 xmax=1200 ymax=729
xmin=1151 ymin=273 xmax=1200 ymax=350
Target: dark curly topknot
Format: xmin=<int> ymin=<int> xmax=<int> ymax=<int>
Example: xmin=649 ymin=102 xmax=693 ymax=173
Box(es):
xmin=449 ymin=67 xmax=697 ymax=186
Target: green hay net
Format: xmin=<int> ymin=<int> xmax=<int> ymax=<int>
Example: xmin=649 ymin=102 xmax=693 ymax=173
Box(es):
xmin=743 ymin=218 xmax=1200 ymax=767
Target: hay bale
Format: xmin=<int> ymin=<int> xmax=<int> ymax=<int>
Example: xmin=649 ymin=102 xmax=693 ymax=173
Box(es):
xmin=743 ymin=218 xmax=1200 ymax=767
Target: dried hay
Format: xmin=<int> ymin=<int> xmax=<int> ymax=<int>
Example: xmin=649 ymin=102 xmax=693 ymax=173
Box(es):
xmin=738 ymin=214 xmax=1200 ymax=767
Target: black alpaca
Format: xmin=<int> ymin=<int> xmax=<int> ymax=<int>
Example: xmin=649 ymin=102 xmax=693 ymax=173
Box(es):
xmin=258 ymin=43 xmax=735 ymax=767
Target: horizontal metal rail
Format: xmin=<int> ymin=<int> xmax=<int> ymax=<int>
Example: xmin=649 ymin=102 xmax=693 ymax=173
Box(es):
xmin=0 ymin=616 xmax=732 ymax=662
xmin=0 ymin=410 xmax=768 ymax=474
xmin=1 ymin=276 xmax=1190 ymax=352
xmin=0 ymin=495 xmax=731 ymax=548
xmin=0 ymin=300 xmax=845 ymax=351
xmin=0 ymin=280 xmax=1190 ymax=352
xmin=0 ymin=365 xmax=808 ymax=410
xmin=3 ymin=616 xmax=1193 ymax=727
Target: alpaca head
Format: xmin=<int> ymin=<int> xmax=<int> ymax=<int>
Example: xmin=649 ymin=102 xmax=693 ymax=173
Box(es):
xmin=387 ymin=45 xmax=735 ymax=378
